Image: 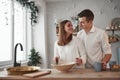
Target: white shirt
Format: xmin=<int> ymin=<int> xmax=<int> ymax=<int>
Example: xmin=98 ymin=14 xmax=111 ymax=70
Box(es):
xmin=77 ymin=26 xmax=111 ymax=68
xmin=54 ymin=36 xmax=86 ymax=65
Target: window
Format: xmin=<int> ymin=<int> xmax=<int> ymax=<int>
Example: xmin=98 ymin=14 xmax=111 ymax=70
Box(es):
xmin=0 ymin=0 xmax=12 ymax=66
xmin=14 ymin=1 xmax=26 ymax=62
xmin=0 ymin=0 xmax=31 ymax=66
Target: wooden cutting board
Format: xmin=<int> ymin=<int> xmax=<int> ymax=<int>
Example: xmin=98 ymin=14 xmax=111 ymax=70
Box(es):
xmin=23 ymin=70 xmax=51 ymax=78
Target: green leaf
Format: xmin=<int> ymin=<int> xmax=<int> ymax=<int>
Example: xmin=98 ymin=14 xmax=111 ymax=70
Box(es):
xmin=16 ymin=0 xmax=39 ymax=25
xmin=28 ymin=48 xmax=42 ymax=66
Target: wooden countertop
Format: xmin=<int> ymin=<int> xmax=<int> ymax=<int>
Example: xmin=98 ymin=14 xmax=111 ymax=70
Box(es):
xmin=0 ymin=68 xmax=120 ymax=80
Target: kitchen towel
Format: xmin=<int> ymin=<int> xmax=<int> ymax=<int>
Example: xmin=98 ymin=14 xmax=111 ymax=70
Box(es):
xmin=23 ymin=70 xmax=51 ymax=78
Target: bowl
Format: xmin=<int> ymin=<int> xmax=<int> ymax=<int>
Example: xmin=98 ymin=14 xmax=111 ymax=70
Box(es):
xmin=51 ymin=62 xmax=76 ymax=72
xmin=6 ymin=66 xmax=40 ymax=75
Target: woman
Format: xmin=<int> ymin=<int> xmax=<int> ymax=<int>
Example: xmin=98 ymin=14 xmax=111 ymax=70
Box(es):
xmin=54 ymin=20 xmax=86 ymax=68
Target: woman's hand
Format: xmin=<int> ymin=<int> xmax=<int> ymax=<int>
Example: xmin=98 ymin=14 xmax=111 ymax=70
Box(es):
xmin=75 ymin=58 xmax=82 ymax=66
xmin=53 ymin=57 xmax=60 ymax=64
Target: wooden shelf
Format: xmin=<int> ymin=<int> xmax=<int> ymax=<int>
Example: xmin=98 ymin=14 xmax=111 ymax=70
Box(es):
xmin=109 ymin=39 xmax=119 ymax=43
xmin=108 ymin=36 xmax=120 ymax=43
xmin=106 ymin=27 xmax=120 ymax=43
xmin=106 ymin=28 xmax=120 ymax=31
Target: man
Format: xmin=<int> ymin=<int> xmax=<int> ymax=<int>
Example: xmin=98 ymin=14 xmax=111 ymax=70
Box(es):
xmin=77 ymin=9 xmax=112 ymax=69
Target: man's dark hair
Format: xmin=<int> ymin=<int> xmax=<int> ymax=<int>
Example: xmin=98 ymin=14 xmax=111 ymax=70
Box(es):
xmin=78 ymin=9 xmax=94 ymax=22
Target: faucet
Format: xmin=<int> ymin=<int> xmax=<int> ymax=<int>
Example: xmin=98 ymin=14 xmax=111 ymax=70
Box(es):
xmin=14 ymin=43 xmax=23 ymax=67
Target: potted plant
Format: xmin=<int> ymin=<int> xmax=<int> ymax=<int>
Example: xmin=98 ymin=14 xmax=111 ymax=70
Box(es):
xmin=28 ymin=48 xmax=42 ymax=66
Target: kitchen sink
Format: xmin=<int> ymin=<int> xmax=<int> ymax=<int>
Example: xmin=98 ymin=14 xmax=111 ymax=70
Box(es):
xmin=6 ymin=66 xmax=40 ymax=75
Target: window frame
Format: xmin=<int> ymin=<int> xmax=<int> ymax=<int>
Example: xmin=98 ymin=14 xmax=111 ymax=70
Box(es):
xmin=0 ymin=0 xmax=32 ymax=67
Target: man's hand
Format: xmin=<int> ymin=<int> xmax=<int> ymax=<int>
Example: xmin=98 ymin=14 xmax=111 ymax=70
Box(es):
xmin=101 ymin=61 xmax=107 ymax=70
xmin=101 ymin=54 xmax=112 ymax=70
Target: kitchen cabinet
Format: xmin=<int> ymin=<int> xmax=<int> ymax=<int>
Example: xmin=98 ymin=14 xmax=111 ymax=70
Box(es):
xmin=0 ymin=68 xmax=120 ymax=80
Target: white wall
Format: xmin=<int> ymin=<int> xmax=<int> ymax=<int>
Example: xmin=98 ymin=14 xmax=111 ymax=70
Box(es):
xmin=46 ymin=0 xmax=120 ymax=68
xmin=33 ymin=0 xmax=48 ymax=68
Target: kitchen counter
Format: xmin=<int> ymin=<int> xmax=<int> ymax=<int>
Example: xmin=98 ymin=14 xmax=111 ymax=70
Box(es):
xmin=0 ymin=68 xmax=120 ymax=80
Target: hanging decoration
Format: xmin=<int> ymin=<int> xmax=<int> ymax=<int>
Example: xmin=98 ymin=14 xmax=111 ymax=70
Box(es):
xmin=16 ymin=0 xmax=39 ymax=26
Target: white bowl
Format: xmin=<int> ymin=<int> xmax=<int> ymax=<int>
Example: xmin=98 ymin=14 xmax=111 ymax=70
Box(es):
xmin=51 ymin=62 xmax=76 ymax=72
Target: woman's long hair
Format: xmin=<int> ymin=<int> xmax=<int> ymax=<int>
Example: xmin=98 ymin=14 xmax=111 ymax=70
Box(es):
xmin=58 ymin=20 xmax=72 ymax=46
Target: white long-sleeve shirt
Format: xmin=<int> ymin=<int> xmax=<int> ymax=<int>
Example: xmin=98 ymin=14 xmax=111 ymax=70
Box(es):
xmin=77 ymin=26 xmax=112 ymax=68
xmin=54 ymin=36 xmax=86 ymax=65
